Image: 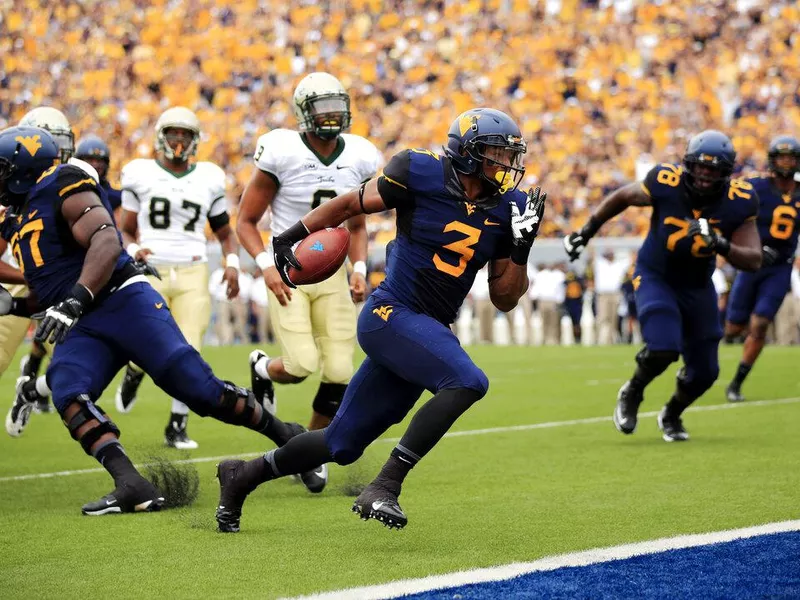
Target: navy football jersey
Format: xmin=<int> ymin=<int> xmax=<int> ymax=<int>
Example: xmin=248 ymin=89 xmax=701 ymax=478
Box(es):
xmin=637 ymin=163 xmax=758 ymax=288
xmin=377 ymin=149 xmax=526 ymax=324
xmin=0 ymin=164 xmax=132 ymax=307
xmin=102 ymin=179 xmax=122 ymax=213
xmin=747 ymin=175 xmax=800 ymax=264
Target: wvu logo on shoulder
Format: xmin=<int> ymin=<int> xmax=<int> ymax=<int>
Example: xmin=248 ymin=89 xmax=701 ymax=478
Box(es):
xmin=310 ymin=241 xmax=325 ymax=252
xmin=373 ymin=305 xmax=393 ymax=321
xmin=15 ymin=135 xmax=42 ymax=157
xmin=464 ymin=202 xmax=476 ymax=216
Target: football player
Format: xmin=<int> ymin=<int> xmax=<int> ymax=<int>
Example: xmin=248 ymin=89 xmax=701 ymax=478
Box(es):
xmin=215 ymin=107 xmax=546 ymax=533
xmin=724 ymin=136 xmax=800 ymax=402
xmin=115 ymin=107 xmax=240 ymax=450
xmin=5 ymin=107 xmax=99 ymax=427
xmin=564 ymin=131 xmax=762 ymax=442
xmin=0 ymin=126 xmax=308 ymax=514
xmin=236 ymin=72 xmax=381 ymax=492
xmin=74 ymin=135 xmax=123 ymax=220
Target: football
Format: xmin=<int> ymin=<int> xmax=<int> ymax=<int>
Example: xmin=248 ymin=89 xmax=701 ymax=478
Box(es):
xmin=287 ymin=227 xmax=351 ymax=286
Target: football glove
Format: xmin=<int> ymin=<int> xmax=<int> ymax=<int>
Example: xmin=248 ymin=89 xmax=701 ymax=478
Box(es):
xmin=32 ymin=284 xmax=92 ymax=344
xmin=687 ymin=218 xmax=730 ymax=256
xmin=510 ymin=186 xmax=547 ymax=265
xmin=563 ymin=217 xmax=601 ymax=262
xmin=0 ymin=287 xmax=36 ymax=318
xmin=135 ymin=260 xmax=162 ymax=280
xmin=761 ymin=246 xmax=780 ymax=268
xmin=272 ymin=221 xmax=309 ymax=289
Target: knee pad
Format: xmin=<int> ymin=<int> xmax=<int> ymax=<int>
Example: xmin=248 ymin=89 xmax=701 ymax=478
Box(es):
xmin=63 ymin=395 xmax=121 ymax=455
xmin=321 ymin=356 xmax=354 ymax=386
xmin=312 ymin=383 xmax=347 ymax=419
xmin=636 ymin=347 xmax=680 ymax=373
xmin=212 ymin=382 xmax=269 ymax=430
xmin=676 ymin=366 xmax=718 ymax=399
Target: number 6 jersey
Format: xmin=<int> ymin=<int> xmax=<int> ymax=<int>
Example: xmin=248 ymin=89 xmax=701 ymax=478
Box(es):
xmin=120 ymin=159 xmax=229 ymax=264
xmin=252 ymin=129 xmax=381 ymax=245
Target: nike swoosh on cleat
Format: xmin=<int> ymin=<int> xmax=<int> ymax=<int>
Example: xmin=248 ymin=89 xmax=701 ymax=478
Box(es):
xmin=105 ymin=499 xmax=118 ymax=506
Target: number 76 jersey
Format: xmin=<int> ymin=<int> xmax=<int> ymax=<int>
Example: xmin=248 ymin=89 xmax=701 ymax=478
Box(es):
xmin=253 ymin=129 xmax=381 ymax=239
xmin=636 ymin=163 xmax=759 ymax=288
xmin=120 ymin=159 xmax=228 ymax=264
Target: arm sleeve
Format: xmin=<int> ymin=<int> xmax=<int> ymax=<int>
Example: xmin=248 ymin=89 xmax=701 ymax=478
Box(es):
xmin=54 ymin=165 xmax=100 ymax=204
xmin=377 ymin=149 xmax=413 ymax=210
xmin=120 ymin=161 xmax=142 ymax=212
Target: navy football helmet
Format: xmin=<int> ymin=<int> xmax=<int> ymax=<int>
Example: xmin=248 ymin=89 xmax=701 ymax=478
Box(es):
xmin=75 ymin=134 xmax=110 ymax=180
xmin=0 ymin=126 xmax=60 ymax=207
xmin=682 ymin=130 xmax=737 ymax=202
xmin=445 ymin=108 xmax=526 ymax=203
xmin=767 ymin=135 xmax=800 ymax=179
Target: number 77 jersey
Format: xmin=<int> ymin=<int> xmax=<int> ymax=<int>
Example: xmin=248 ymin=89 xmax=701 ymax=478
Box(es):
xmin=636 ymin=163 xmax=759 ymax=288
xmin=120 ymin=159 xmax=229 ymax=263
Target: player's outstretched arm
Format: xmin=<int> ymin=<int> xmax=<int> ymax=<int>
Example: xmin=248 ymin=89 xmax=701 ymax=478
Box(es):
xmin=345 ymin=212 xmax=368 ymax=302
xmin=213 ymin=222 xmax=240 ymax=300
xmin=237 ymin=169 xmax=278 ymax=263
xmin=64 ymin=191 xmax=120 ymax=295
xmin=564 ymin=182 xmax=650 ymax=261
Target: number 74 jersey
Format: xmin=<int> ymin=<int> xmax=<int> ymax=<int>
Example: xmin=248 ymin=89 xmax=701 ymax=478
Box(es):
xmin=120 ymin=159 xmax=228 ymax=264
xmin=637 ymin=163 xmax=759 ymax=288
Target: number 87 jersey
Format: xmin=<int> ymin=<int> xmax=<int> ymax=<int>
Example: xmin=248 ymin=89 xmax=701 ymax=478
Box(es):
xmin=252 ymin=128 xmax=381 ymax=241
xmin=120 ymin=159 xmax=228 ymax=263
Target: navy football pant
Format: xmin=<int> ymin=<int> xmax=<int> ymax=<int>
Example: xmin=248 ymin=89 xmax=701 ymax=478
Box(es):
xmin=47 ymin=282 xmax=224 ymax=415
xmin=634 ymin=271 xmax=721 ymax=398
xmin=325 ymin=293 xmax=489 ymax=465
xmin=727 ymin=263 xmax=792 ymax=324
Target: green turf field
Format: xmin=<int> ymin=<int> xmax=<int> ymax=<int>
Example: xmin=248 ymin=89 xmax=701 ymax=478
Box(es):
xmin=0 ymin=344 xmax=797 ymax=599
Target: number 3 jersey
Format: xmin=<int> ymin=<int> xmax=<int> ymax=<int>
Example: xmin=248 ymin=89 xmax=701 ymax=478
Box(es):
xmin=375 ymin=149 xmax=526 ymax=325
xmin=637 ymin=163 xmax=759 ymax=288
xmin=120 ymin=159 xmax=229 ymax=264
xmin=253 ymin=129 xmax=381 ymax=244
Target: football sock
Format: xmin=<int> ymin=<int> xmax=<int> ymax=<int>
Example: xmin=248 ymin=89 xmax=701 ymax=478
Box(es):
xmin=664 ymin=386 xmax=695 ymax=418
xmin=254 ymin=356 xmax=272 ymax=380
xmin=171 ymin=399 xmax=190 ymax=415
xmin=397 ymin=387 xmax=483 ymax=460
xmin=264 ymin=429 xmax=332 ymax=479
xmin=94 ymin=441 xmax=139 ymax=484
xmin=731 ymin=362 xmax=752 ymax=388
xmin=35 ymin=376 xmax=50 ymax=397
xmin=373 ymin=448 xmax=418 ymax=495
xmin=26 ymin=353 xmax=43 ymax=376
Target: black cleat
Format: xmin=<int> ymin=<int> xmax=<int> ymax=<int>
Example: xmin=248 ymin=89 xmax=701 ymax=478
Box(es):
xmin=164 ymin=414 xmax=198 ymax=450
xmin=613 ymin=380 xmax=643 ymax=435
xmin=215 ymin=460 xmax=260 ymax=533
xmin=658 ymin=407 xmax=690 ymax=442
xmin=352 ymin=482 xmax=407 ymax=529
xmin=115 ymin=366 xmax=145 ymax=413
xmin=5 ymin=377 xmax=35 ymax=438
xmin=81 ymin=477 xmax=164 ymax=516
xmin=726 ymin=383 xmax=745 ymax=403
xmin=249 ymin=350 xmax=276 ymax=415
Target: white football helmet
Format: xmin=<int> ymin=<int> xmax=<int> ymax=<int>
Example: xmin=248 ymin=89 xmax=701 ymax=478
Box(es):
xmin=154 ymin=107 xmax=200 ymax=161
xmin=292 ymin=72 xmax=351 ymax=140
xmin=18 ymin=107 xmax=74 ymax=163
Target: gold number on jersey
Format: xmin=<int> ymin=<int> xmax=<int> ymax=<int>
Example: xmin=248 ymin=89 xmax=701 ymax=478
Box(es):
xmin=770 ymin=205 xmax=796 ymax=240
xmin=410 ymin=148 xmax=440 ymax=161
xmin=656 ymin=164 xmax=682 ymax=187
xmin=9 ymin=218 xmax=45 ymax=273
xmin=728 ymin=179 xmax=753 ymax=201
xmin=433 ymin=221 xmax=481 ymax=277
xmin=663 ymin=216 xmax=720 ymax=258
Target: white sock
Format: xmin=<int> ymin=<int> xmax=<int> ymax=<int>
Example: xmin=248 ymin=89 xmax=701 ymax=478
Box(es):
xmin=36 ymin=376 xmax=50 ymax=397
xmin=255 ymin=356 xmax=272 ymax=380
xmin=171 ymin=399 xmax=190 ymax=415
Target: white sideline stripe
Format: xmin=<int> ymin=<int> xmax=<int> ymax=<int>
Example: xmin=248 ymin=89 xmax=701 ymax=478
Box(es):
xmin=285 ymin=520 xmax=800 ymax=600
xmin=1 ymin=396 xmax=798 ymax=484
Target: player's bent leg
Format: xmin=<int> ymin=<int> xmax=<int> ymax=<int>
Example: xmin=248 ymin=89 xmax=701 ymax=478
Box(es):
xmin=266 ymin=286 xmax=318 ymax=383
xmin=727 ymin=315 xmax=770 ymax=403
xmin=115 ymin=363 xmax=145 ymax=413
xmin=310 ymin=382 xmax=347 ymax=429
xmin=5 ymin=375 xmax=50 ymax=437
xmin=615 ymin=346 xmax=679 ymax=435
xmin=22 ymin=340 xmax=52 ymax=414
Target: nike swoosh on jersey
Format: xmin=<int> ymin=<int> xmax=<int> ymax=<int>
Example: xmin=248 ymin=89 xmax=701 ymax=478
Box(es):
xmin=484 ymin=219 xmax=500 ymax=226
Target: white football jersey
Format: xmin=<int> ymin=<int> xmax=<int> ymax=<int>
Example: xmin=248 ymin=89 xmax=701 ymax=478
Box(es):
xmin=253 ymin=129 xmax=381 ymax=249
xmin=120 ymin=159 xmax=228 ymax=264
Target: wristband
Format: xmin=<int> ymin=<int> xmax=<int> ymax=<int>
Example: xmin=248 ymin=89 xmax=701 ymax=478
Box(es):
xmin=255 ymin=251 xmax=274 ymax=270
xmin=715 ymin=236 xmax=731 ymax=256
xmin=225 ymin=253 xmax=240 ymax=270
xmin=353 ymin=261 xmax=367 ymax=276
xmin=71 ymin=282 xmax=94 ymax=305
xmin=126 ymin=243 xmax=141 ymax=258
xmin=510 ymin=244 xmax=531 ymax=266
xmin=276 ymin=220 xmax=311 ymax=245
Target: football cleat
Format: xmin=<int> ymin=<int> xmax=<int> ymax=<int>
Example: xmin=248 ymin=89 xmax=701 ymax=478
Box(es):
xmin=613 ymin=380 xmax=643 ymax=435
xmin=5 ymin=377 xmax=36 ymax=437
xmin=725 ymin=383 xmax=745 ymax=403
xmin=115 ymin=366 xmax=145 ymax=413
xmin=215 ymin=460 xmax=261 ymax=533
xmin=352 ymin=481 xmax=407 ymax=529
xmin=82 ymin=477 xmax=165 ymax=516
xmin=164 ymin=414 xmax=198 ymax=450
xmin=249 ymin=349 xmax=276 ymax=415
xmin=658 ymin=407 xmax=690 ymax=442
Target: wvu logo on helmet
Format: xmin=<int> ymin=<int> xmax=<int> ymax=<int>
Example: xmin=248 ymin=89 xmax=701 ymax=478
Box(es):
xmin=15 ymin=135 xmax=42 ymax=157
xmin=458 ymin=113 xmax=481 ymax=137
xmin=372 ymin=305 xmax=393 ymax=321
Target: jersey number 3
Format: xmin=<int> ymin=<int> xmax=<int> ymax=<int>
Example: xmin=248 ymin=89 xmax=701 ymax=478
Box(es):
xmin=433 ymin=221 xmax=481 ymax=277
